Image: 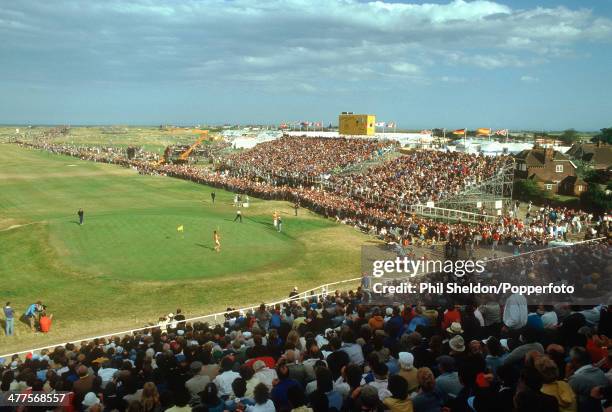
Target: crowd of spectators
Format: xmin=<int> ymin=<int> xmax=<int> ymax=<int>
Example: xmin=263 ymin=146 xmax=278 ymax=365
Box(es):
xmin=3 ymin=260 xmax=612 ymax=412
xmin=13 ymin=140 xmax=609 ymax=256
xmin=329 ymin=151 xmax=510 ymax=207
xmin=218 ymin=137 xmax=395 ymax=179
xmin=367 ymin=238 xmax=612 ymax=308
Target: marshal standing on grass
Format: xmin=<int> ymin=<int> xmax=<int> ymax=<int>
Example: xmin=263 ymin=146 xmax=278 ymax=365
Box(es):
xmin=3 ymin=302 xmax=14 ymax=336
xmin=77 ymin=208 xmax=84 ymax=225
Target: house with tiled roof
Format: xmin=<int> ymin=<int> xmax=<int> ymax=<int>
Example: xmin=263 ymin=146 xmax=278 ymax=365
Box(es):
xmin=566 ymin=142 xmax=612 ymax=171
xmin=514 ymin=146 xmax=587 ymax=196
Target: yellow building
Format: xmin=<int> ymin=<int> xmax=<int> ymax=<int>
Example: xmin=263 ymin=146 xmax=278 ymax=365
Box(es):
xmin=338 ymin=113 xmax=376 ymax=136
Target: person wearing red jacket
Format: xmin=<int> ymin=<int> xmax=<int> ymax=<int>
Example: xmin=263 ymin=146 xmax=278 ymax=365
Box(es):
xmin=39 ymin=312 xmax=53 ymax=333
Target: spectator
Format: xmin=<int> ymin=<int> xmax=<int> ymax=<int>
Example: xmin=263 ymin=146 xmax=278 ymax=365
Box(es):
xmin=253 ymin=360 xmax=277 ymax=389
xmin=535 ymin=356 xmax=577 ymax=412
xmin=503 ymin=327 xmax=544 ymax=366
xmin=3 ymin=302 xmax=14 ymax=336
xmin=165 ymin=389 xmax=191 ymax=412
xmin=384 ymin=374 xmax=413 ymax=412
xmin=140 ymin=382 xmax=162 ymax=412
xmin=567 ymin=347 xmax=608 ymax=412
xmin=308 ymin=366 xmax=342 ymax=411
xmin=185 ymin=361 xmax=210 ymax=397
xmin=503 ymin=294 xmax=528 ymax=331
xmin=213 ymin=356 xmax=241 ymax=397
xmin=225 ymin=377 xmax=255 ymax=411
xmin=199 ymin=382 xmax=225 ymax=412
xmin=271 ymin=360 xmax=301 ymax=410
xmin=247 ymin=383 xmax=276 ymax=412
xmin=413 ymin=367 xmax=445 ymax=412
xmin=398 ymin=352 xmax=419 ymax=394
xmin=435 ymin=355 xmax=463 ymax=399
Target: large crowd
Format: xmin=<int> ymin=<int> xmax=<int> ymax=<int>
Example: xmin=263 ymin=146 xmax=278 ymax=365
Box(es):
xmin=218 ymin=137 xmax=395 ymax=179
xmin=329 ymin=151 xmax=510 ymax=207
xmin=3 ymin=247 xmax=612 ymax=412
xmin=12 ymin=140 xmax=610 ymax=255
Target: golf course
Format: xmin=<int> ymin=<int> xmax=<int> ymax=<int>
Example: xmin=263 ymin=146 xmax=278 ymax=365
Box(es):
xmin=0 ymin=143 xmax=368 ymax=354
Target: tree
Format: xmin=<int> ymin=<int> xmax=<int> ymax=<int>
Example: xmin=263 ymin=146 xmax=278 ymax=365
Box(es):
xmin=575 ymin=159 xmax=595 ymax=180
xmin=591 ymin=127 xmax=612 ymax=145
xmin=559 ymin=129 xmax=580 ymax=145
xmin=580 ymin=184 xmax=612 ymax=215
xmin=514 ymin=178 xmax=547 ymax=201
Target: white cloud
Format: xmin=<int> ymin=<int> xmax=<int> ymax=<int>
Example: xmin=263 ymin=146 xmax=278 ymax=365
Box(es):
xmin=520 ymin=75 xmax=540 ymax=83
xmin=0 ymin=0 xmax=610 ymax=92
xmin=390 ymin=62 xmax=420 ymax=74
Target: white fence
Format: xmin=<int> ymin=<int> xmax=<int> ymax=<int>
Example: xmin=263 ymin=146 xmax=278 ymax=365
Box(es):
xmin=0 ymin=277 xmax=361 ymax=360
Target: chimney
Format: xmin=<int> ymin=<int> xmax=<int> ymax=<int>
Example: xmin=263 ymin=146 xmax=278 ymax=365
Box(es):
xmin=544 ymin=147 xmax=554 ymax=162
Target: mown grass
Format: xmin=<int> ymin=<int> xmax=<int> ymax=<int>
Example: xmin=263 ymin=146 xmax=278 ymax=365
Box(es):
xmin=0 ymin=144 xmax=369 ymax=354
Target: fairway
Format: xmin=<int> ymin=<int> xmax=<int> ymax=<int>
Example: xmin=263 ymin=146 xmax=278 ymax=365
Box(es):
xmin=0 ymin=144 xmax=369 ymax=353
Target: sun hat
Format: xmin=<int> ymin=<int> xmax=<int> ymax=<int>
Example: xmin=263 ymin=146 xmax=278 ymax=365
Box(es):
xmin=449 ymin=335 xmax=466 ymax=352
xmin=82 ymin=392 xmax=100 ymax=407
xmin=446 ymin=322 xmax=464 ymax=335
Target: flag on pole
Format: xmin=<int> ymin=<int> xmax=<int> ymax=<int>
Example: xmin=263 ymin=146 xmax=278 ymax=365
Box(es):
xmin=177 ymin=225 xmax=184 ymax=233
xmin=476 ymin=128 xmax=491 ymax=136
xmin=452 ymin=129 xmax=466 ymax=135
xmin=387 ymin=122 xmax=396 ymax=128
xmin=494 ymin=129 xmax=508 ymax=136
xmin=375 ymin=122 xmax=386 ymax=127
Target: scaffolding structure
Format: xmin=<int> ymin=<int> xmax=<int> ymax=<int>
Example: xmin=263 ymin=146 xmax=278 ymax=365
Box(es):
xmin=436 ymin=158 xmax=516 ymax=215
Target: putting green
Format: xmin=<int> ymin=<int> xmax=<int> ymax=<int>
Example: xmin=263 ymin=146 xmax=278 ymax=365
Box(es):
xmin=0 ymin=144 xmax=367 ymax=353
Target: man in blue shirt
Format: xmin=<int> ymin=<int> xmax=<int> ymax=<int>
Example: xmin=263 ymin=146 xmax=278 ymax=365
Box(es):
xmin=24 ymin=301 xmax=42 ymax=331
xmin=3 ymin=302 xmax=14 ymax=336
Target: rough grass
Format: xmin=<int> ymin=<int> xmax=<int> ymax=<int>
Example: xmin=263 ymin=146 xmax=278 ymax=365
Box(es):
xmin=0 ymin=144 xmax=370 ymax=354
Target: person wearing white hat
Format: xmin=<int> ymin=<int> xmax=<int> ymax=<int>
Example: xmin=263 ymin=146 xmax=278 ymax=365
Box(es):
xmin=82 ymin=392 xmax=101 ymax=410
xmin=446 ymin=322 xmax=464 ymax=336
xmin=449 ymin=335 xmax=466 ymax=354
xmin=397 ymin=352 xmax=419 ymax=394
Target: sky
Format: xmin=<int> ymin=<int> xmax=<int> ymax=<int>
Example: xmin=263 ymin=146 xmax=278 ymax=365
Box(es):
xmin=0 ymin=0 xmax=611 ymax=130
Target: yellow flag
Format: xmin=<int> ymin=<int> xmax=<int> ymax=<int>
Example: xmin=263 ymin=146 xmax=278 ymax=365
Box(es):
xmin=476 ymin=128 xmax=491 ymax=136
xmin=177 ymin=225 xmax=184 ymax=232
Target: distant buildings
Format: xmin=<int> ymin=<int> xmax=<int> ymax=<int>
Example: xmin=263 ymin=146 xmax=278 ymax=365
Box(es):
xmin=514 ymin=146 xmax=587 ymax=196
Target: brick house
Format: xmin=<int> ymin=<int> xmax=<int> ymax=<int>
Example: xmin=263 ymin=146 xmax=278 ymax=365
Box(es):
xmin=565 ymin=142 xmax=612 ymax=171
xmin=514 ymin=146 xmax=587 ymax=196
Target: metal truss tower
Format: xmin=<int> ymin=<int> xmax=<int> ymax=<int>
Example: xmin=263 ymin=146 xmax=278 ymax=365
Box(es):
xmin=437 ymin=158 xmax=515 ymax=215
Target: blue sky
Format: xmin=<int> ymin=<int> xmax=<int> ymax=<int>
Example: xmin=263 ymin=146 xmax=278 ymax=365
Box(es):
xmin=0 ymin=0 xmax=611 ymax=130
